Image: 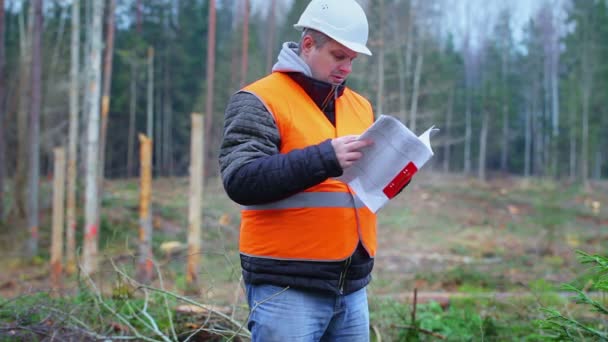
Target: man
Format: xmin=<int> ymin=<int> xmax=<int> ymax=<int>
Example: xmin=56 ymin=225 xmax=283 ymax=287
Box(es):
xmin=220 ymin=1 xmax=386 ymax=340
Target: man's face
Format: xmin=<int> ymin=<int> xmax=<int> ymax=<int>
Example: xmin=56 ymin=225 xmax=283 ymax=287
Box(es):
xmin=301 ymin=36 xmax=358 ymax=85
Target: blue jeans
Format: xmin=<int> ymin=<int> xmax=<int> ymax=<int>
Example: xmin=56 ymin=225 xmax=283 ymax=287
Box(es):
xmin=245 ymin=283 xmax=370 ymax=342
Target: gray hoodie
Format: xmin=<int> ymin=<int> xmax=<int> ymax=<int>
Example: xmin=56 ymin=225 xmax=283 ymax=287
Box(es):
xmin=272 ymin=42 xmax=312 ymax=76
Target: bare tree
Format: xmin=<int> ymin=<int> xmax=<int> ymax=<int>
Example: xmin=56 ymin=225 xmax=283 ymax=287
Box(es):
xmin=265 ymin=0 xmax=276 ymax=73
xmin=240 ymin=0 xmax=249 ymax=88
xmin=82 ymin=0 xmax=105 ymax=276
xmin=99 ymin=0 xmax=116 ymax=201
xmin=443 ymin=85 xmax=454 ymax=173
xmin=375 ymin=0 xmax=385 ymax=115
xmin=66 ymin=0 xmax=80 ymax=274
xmin=27 ymin=0 xmax=43 ymax=256
xmin=205 ymin=0 xmax=216 ymax=180
xmin=127 ymin=61 xmax=137 ymax=177
xmin=409 ymin=32 xmax=423 ymax=133
xmin=14 ymin=4 xmax=34 ymax=220
xmin=0 ymin=0 xmax=5 ymax=221
xmin=146 ymin=47 xmax=153 ymax=140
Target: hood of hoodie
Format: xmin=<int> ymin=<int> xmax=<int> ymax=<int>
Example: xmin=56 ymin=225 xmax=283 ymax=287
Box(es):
xmin=271 ymin=42 xmax=345 ymax=118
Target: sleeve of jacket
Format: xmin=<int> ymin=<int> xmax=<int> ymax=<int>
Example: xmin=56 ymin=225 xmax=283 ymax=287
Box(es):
xmin=219 ymin=91 xmax=343 ymax=205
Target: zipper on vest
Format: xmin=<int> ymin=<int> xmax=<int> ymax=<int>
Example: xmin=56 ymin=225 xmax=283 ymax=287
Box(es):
xmin=338 ymin=256 xmax=352 ymax=294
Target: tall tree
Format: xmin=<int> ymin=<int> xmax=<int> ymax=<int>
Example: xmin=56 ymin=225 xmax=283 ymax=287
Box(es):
xmin=82 ymin=0 xmax=105 ymax=276
xmin=14 ymin=4 xmax=34 ymax=220
xmin=27 ymin=0 xmax=42 ymax=256
xmin=375 ymin=0 xmax=385 ymax=115
xmin=0 ymin=0 xmax=5 ymax=221
xmin=205 ymin=0 xmax=216 ymax=179
xmin=240 ymin=0 xmax=249 ymax=88
xmin=99 ymin=0 xmax=116 ymax=202
xmin=66 ymin=0 xmax=80 ymax=274
xmin=265 ymin=0 xmax=276 ymax=73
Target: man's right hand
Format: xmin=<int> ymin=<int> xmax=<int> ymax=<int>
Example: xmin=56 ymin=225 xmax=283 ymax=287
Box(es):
xmin=331 ymin=135 xmax=373 ymax=170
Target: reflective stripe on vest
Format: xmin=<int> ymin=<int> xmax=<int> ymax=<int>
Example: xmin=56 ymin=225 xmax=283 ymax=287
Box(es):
xmin=242 ymin=192 xmax=366 ymax=210
xmin=238 ymin=72 xmax=377 ymax=261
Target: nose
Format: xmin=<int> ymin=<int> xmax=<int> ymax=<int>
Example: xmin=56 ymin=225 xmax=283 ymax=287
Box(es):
xmin=338 ymin=59 xmax=353 ymax=74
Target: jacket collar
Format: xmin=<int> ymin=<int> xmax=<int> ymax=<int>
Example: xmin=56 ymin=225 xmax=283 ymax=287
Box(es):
xmin=272 ymin=41 xmax=346 ymax=112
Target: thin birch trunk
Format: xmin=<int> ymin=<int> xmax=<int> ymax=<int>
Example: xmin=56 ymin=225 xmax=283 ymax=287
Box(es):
xmin=409 ymin=37 xmax=423 ymax=133
xmin=204 ymin=0 xmax=216 ymax=180
xmin=127 ymin=61 xmax=137 ymax=177
xmin=265 ymin=0 xmax=276 ymax=73
xmin=98 ymin=0 xmax=115 ymax=203
xmin=186 ymin=114 xmax=203 ymax=288
xmin=65 ymin=0 xmax=80 ymax=275
xmin=403 ymin=0 xmax=414 ymax=123
xmin=27 ymin=0 xmax=43 ymax=257
xmin=146 ymin=48 xmax=154 ymax=140
xmin=14 ymin=4 xmax=33 ymax=220
xmin=375 ymin=0 xmax=385 ymax=115
xmin=569 ymin=108 xmax=576 ymax=180
xmin=155 ymin=62 xmax=162 ymax=175
xmin=137 ymin=134 xmax=153 ymax=283
xmin=500 ymin=50 xmax=509 ymax=172
xmin=395 ymin=11 xmax=406 ymax=123
xmin=478 ymin=111 xmax=488 ymax=181
xmin=163 ymin=54 xmax=172 ymax=176
xmin=524 ymin=100 xmax=532 ymax=177
xmin=51 ymin=148 xmax=66 ymax=291
xmin=0 ymin=0 xmax=5 ymax=220
xmin=82 ymin=0 xmax=105 ymax=276
xmin=580 ymin=63 xmax=592 ymax=185
xmin=443 ymin=85 xmax=454 ymax=173
xmin=240 ymin=0 xmax=249 ymax=88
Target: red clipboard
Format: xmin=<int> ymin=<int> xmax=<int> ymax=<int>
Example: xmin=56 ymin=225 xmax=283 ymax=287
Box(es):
xmin=382 ymin=162 xmax=418 ymax=199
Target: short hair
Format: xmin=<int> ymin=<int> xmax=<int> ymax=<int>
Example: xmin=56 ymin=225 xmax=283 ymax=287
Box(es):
xmin=297 ymin=28 xmax=331 ymax=54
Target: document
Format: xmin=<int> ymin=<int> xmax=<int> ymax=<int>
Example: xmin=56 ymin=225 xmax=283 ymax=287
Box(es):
xmin=336 ymin=115 xmax=437 ymax=213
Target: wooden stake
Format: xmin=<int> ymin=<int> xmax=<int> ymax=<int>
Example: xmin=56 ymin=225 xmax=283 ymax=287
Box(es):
xmin=186 ymin=114 xmax=204 ymax=289
xmin=51 ymin=148 xmax=66 ymax=291
xmin=137 ymin=134 xmax=153 ymax=283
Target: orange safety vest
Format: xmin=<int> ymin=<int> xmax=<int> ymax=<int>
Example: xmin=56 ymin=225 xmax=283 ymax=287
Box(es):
xmin=239 ymin=72 xmax=377 ymax=261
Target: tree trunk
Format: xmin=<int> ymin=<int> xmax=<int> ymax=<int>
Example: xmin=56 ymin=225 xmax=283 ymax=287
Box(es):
xmin=569 ymin=109 xmax=576 ymax=181
xmin=146 ymin=47 xmax=154 ymax=141
xmin=205 ymin=0 xmax=216 ymax=180
xmin=478 ymin=111 xmax=488 ymax=181
xmin=186 ymin=114 xmax=204 ymax=289
xmin=127 ymin=61 xmax=137 ymax=178
xmin=163 ymin=54 xmax=172 ymax=176
xmin=409 ymin=37 xmax=423 ymax=133
xmin=155 ymin=61 xmax=162 ymax=175
xmin=443 ymin=85 xmax=454 ymax=173
xmin=464 ymin=89 xmax=472 ymax=174
xmin=82 ymin=0 xmax=105 ymax=276
xmin=265 ymin=0 xmax=276 ymax=74
xmin=395 ymin=8 xmax=407 ymax=123
xmin=524 ymin=99 xmax=532 ymax=177
xmin=14 ymin=4 xmax=34 ymax=220
xmin=402 ymin=0 xmax=414 ymax=123
xmin=98 ymin=0 xmax=115 ymax=202
xmin=500 ymin=49 xmax=509 ymax=172
xmin=0 ymin=0 xmax=5 ymax=221
xmin=50 ymin=148 xmax=65 ymax=290
xmin=580 ymin=60 xmax=592 ymax=185
xmin=137 ymin=134 xmax=153 ymax=283
xmin=27 ymin=0 xmax=43 ymax=257
xmin=65 ymin=0 xmax=80 ymax=275
xmin=375 ymin=0 xmax=385 ymax=115
xmin=240 ymin=0 xmax=249 ymax=87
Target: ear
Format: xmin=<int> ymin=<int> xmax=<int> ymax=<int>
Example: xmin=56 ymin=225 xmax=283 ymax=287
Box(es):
xmin=301 ymin=35 xmax=315 ymax=56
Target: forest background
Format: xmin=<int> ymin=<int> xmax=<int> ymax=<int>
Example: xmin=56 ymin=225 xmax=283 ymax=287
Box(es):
xmin=0 ymin=0 xmax=607 ymax=340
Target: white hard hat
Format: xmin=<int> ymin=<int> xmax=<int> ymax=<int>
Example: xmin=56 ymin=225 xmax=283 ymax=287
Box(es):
xmin=294 ymin=0 xmax=372 ymax=56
